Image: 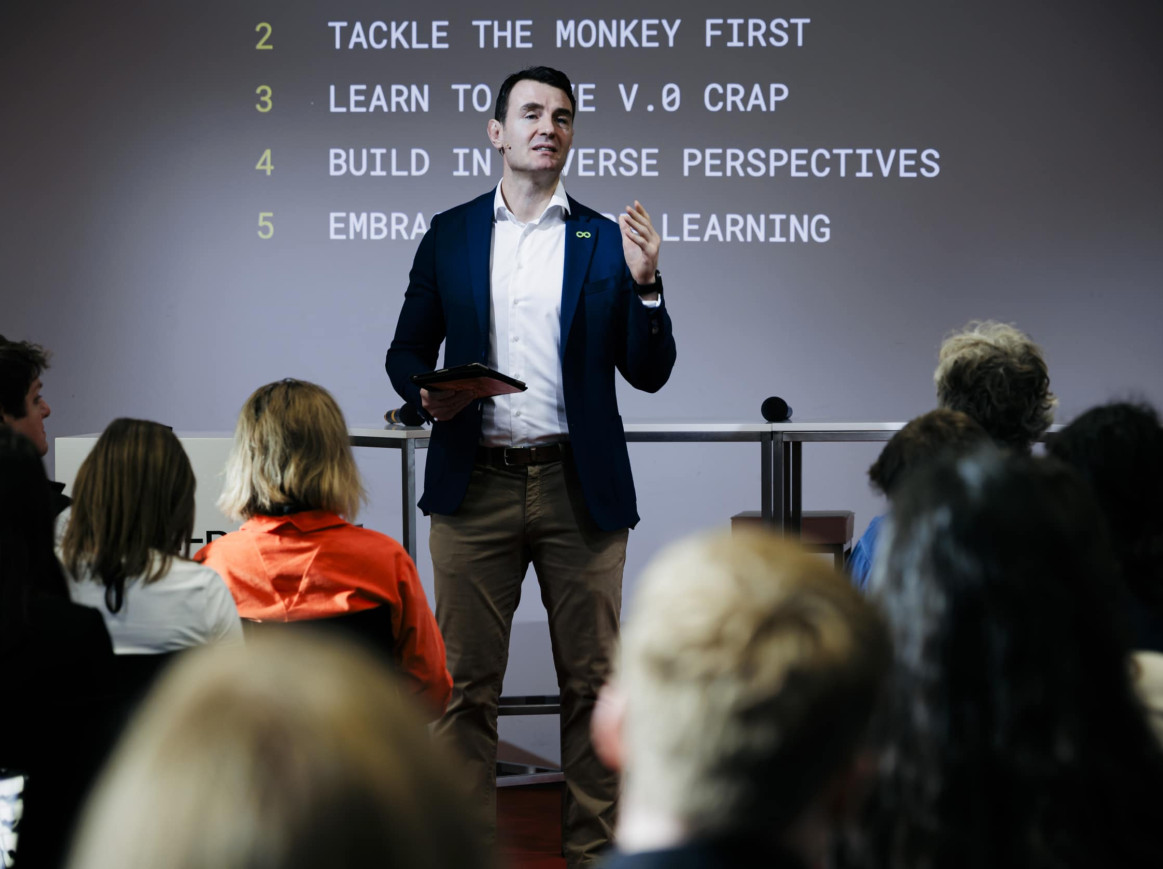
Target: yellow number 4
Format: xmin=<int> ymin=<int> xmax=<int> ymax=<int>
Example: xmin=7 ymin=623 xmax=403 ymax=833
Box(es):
xmin=256 ymin=149 xmax=273 ymax=176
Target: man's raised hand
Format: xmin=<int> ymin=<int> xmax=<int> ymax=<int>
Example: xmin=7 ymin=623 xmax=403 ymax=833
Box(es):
xmin=618 ymin=201 xmax=661 ymax=292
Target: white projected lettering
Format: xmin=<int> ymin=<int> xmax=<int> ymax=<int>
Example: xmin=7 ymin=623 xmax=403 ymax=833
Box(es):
xmin=452 ymin=148 xmax=493 ymax=177
xmin=451 ymin=84 xmax=493 ymax=112
xmin=704 ymin=83 xmax=789 ymax=112
xmin=562 ymin=148 xmax=660 ymax=177
xmin=682 ymin=147 xmax=941 ymax=179
xmin=472 ymin=20 xmax=533 ymax=48
xmin=329 ymin=84 xmax=429 ymax=113
xmin=556 ymin=19 xmax=681 ymax=48
xmin=329 ymin=212 xmax=429 ymax=240
xmin=329 ymin=148 xmax=430 ymax=177
xmin=314 ymin=11 xmax=942 ymax=243
xmin=660 ymin=213 xmax=831 ymax=243
xmin=327 ymin=20 xmax=449 ymax=49
xmin=704 ymin=18 xmax=810 ymax=47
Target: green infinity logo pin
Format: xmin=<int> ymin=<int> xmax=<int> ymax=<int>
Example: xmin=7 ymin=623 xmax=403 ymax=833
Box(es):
xmin=576 ymin=231 xmax=592 ymax=238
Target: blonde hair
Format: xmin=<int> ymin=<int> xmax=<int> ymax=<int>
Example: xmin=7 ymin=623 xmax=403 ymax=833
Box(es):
xmin=619 ymin=530 xmax=890 ymax=838
xmin=934 ymin=320 xmax=1057 ymax=452
xmin=217 ymin=380 xmax=364 ymax=520
xmin=67 ymin=633 xmax=491 ymax=869
xmin=61 ymin=418 xmax=195 ymax=613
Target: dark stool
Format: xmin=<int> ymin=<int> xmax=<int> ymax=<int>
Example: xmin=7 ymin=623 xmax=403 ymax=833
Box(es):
xmin=731 ymin=510 xmax=855 ymax=569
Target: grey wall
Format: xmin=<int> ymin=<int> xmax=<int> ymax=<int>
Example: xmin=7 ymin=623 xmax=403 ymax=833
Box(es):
xmin=4 ymin=1 xmax=1162 ymax=715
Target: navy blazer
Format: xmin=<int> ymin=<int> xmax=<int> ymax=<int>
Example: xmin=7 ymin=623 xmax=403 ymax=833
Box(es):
xmin=386 ymin=189 xmax=676 ymax=531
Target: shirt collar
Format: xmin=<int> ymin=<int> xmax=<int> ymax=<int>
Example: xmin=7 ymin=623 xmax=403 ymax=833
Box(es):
xmin=493 ymin=180 xmax=570 ymax=226
xmin=243 ymin=509 xmax=348 ymax=534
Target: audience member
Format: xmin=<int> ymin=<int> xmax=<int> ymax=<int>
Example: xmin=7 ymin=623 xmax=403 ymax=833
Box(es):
xmin=60 ymin=418 xmax=242 ymax=652
xmin=593 ymin=530 xmax=891 ymax=869
xmin=0 ymin=335 xmax=65 ymax=516
xmin=934 ymin=320 xmax=1056 ymax=452
xmin=1047 ymin=400 xmax=1163 ymax=739
xmin=847 ymin=450 xmax=1163 ymax=869
xmin=194 ymin=379 xmax=451 ymax=716
xmin=66 ymin=633 xmax=492 ymax=869
xmin=1047 ymin=401 xmax=1163 ymax=646
xmin=0 ymin=427 xmax=114 ymax=869
xmin=848 ymin=409 xmax=989 ymax=589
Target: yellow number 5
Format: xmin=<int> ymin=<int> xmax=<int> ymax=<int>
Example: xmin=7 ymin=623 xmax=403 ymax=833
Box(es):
xmin=258 ymin=213 xmax=274 ymax=239
xmin=255 ymin=85 xmax=272 ymax=113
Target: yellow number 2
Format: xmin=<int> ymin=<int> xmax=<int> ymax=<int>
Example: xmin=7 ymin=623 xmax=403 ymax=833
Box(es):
xmin=255 ymin=85 xmax=272 ymax=113
xmin=258 ymin=213 xmax=274 ymax=239
xmin=255 ymin=22 xmax=273 ymax=50
xmin=255 ymin=149 xmax=273 ymax=176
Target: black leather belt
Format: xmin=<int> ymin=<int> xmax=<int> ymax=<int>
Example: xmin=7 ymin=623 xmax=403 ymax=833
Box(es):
xmin=477 ymin=443 xmax=570 ymax=468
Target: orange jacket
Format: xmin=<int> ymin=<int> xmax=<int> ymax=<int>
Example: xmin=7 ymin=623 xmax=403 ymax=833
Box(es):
xmin=195 ymin=510 xmax=451 ymax=715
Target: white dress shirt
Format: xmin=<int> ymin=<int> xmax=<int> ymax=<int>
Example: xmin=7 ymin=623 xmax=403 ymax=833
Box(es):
xmin=481 ymin=181 xmax=571 ymax=447
xmin=479 ymin=181 xmax=661 ymax=447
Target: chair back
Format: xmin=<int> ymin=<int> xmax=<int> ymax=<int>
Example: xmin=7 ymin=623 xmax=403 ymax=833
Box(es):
xmin=242 ymin=606 xmax=396 ymax=664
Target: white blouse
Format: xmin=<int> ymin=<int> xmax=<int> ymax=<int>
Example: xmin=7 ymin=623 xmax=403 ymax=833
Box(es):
xmin=65 ymin=553 xmax=243 ymax=653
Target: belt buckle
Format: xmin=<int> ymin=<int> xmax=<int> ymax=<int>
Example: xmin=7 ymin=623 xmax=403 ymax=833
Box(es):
xmin=503 ymin=447 xmax=518 ymax=467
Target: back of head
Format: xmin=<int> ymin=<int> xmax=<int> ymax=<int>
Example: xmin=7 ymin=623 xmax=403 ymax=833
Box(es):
xmin=1047 ymin=401 xmax=1163 ymax=613
xmin=865 ymin=450 xmax=1163 ymax=868
xmin=620 ymin=530 xmax=891 ymax=840
xmin=218 ymin=379 xmax=364 ymax=521
xmin=868 ymin=409 xmax=990 ymax=498
xmin=0 ymin=334 xmax=49 ymax=420
xmin=934 ymin=321 xmax=1056 ymax=452
xmin=61 ymin=418 xmax=195 ymax=611
xmin=0 ymin=426 xmax=67 ymax=647
xmin=67 ymin=632 xmax=491 ymax=869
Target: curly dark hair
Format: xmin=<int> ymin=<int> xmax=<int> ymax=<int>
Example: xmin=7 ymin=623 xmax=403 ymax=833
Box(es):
xmin=1047 ymin=401 xmax=1163 ymax=628
xmin=0 ymin=334 xmax=50 ymax=419
xmin=934 ymin=321 xmax=1056 ymax=452
xmin=844 ymin=450 xmax=1163 ymax=869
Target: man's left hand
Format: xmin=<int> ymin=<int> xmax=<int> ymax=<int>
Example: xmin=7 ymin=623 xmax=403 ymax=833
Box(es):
xmin=618 ymin=201 xmax=660 ymax=295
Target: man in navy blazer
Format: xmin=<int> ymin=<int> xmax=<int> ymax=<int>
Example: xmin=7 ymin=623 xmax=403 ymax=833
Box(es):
xmin=387 ymin=66 xmax=675 ymax=866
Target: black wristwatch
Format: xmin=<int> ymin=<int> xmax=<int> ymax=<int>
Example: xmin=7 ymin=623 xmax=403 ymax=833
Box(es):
xmin=635 ymin=270 xmax=663 ymax=297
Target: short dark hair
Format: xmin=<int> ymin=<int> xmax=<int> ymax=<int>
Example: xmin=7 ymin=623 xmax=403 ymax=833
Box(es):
xmin=494 ymin=66 xmax=576 ymax=123
xmin=868 ymin=409 xmax=990 ymax=498
xmin=1047 ymin=401 xmax=1163 ymax=615
xmin=0 ymin=335 xmax=50 ymax=419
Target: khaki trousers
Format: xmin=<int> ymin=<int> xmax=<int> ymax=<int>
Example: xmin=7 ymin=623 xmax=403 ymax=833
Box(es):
xmin=430 ymin=456 xmax=627 ymax=867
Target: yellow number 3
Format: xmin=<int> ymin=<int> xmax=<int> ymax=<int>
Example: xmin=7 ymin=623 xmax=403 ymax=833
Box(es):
xmin=255 ymin=85 xmax=272 ymax=113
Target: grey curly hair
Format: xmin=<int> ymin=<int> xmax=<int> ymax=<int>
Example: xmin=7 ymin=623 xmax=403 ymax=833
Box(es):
xmin=934 ymin=321 xmax=1056 ymax=452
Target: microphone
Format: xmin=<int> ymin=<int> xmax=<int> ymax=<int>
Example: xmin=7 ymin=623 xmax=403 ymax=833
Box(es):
xmin=761 ymin=396 xmax=794 ymax=422
xmin=385 ymin=404 xmax=428 ymax=427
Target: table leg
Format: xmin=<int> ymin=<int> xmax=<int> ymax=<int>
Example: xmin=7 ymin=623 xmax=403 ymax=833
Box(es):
xmin=401 ymin=439 xmax=417 ymax=559
xmin=772 ymin=432 xmax=786 ymax=532
xmin=761 ymin=431 xmax=773 ymax=525
xmin=790 ymin=442 xmax=803 ymax=535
